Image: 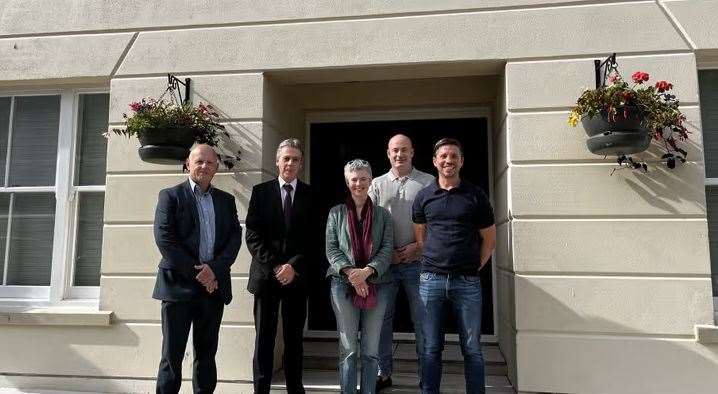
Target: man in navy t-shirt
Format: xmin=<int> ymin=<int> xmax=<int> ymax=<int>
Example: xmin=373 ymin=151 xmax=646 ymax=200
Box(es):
xmin=412 ymin=138 xmax=496 ymax=394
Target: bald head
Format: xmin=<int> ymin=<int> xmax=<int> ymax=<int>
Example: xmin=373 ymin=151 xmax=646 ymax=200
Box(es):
xmin=186 ymin=144 xmax=219 ymax=191
xmin=189 ymin=144 xmax=219 ymax=161
xmin=388 ymin=134 xmax=412 ymax=149
xmin=387 ymin=133 xmax=414 ymax=176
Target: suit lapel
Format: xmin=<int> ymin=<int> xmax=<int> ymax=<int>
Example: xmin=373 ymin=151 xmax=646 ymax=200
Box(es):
xmin=182 ymin=180 xmax=201 ymax=245
xmin=289 ymin=181 xmax=306 ymax=228
xmin=271 ymin=179 xmax=286 ymax=233
xmin=183 ymin=180 xmax=200 ymax=228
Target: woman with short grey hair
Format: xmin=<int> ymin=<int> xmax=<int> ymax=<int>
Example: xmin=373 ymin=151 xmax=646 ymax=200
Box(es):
xmin=343 ymin=158 xmax=372 ymax=181
xmin=326 ymin=159 xmax=393 ymax=394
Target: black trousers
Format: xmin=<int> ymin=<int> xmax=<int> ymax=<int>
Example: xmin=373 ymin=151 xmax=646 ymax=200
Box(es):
xmin=156 ymin=296 xmax=224 ymax=394
xmin=252 ymin=286 xmax=307 ymax=394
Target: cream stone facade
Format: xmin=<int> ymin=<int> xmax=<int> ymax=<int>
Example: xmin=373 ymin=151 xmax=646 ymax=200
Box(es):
xmin=1 ymin=1 xmax=718 ymax=393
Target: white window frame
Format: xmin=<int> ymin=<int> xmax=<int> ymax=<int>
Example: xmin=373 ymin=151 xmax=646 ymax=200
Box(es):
xmin=0 ymin=88 xmax=108 ymax=307
xmin=698 ymin=65 xmax=718 ymax=318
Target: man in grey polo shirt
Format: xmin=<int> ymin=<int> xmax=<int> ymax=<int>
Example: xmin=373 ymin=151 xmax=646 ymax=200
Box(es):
xmin=369 ymin=134 xmax=435 ymax=391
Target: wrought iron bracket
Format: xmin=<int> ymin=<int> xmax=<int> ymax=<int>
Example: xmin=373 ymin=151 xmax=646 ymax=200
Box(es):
xmin=167 ymin=74 xmax=191 ymax=104
xmin=594 ymin=53 xmax=617 ymax=88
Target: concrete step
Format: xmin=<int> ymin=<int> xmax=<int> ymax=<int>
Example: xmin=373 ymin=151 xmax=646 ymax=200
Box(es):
xmin=303 ymin=340 xmax=508 ymax=376
xmin=270 ymin=370 xmax=515 ymax=393
xmin=0 ymin=390 xmax=88 ymax=394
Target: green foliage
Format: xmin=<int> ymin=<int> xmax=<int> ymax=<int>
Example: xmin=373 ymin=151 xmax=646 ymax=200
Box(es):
xmin=106 ymin=99 xmax=226 ymax=147
xmin=568 ymin=71 xmax=689 ymax=167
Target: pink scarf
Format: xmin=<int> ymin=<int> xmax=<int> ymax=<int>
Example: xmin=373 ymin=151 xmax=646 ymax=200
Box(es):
xmin=346 ymin=197 xmax=373 ymax=268
xmin=345 ymin=197 xmax=377 ymax=309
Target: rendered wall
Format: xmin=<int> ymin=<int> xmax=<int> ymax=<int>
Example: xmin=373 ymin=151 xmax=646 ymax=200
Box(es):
xmin=505 ymin=53 xmax=718 ymax=393
xmin=494 ymin=72 xmax=518 ymax=388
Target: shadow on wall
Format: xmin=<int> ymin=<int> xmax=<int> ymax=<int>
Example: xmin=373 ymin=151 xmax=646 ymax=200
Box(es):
xmin=513 ymin=278 xmax=718 ymax=394
xmin=228 ymin=171 xmax=253 ymax=216
xmin=191 ymin=91 xmax=261 ymax=211
xmin=1 ymin=322 xmax=141 ymax=393
xmin=192 ymin=90 xmax=263 ymax=174
xmin=624 ymin=161 xmax=705 ymax=216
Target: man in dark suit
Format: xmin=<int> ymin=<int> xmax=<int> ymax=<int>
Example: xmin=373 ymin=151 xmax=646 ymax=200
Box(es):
xmin=153 ymin=144 xmax=242 ymax=394
xmin=246 ymin=138 xmax=313 ymax=394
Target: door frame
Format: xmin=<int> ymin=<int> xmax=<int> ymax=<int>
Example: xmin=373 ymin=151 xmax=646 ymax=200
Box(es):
xmin=303 ymin=106 xmax=498 ymax=343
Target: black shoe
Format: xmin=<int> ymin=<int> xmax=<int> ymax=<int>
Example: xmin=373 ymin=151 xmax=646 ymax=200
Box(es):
xmin=376 ymin=376 xmax=392 ymax=392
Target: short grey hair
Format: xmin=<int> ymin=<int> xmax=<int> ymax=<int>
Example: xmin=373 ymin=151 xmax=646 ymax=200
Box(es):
xmin=276 ymin=138 xmax=303 ymax=160
xmin=343 ymin=159 xmax=372 ymax=182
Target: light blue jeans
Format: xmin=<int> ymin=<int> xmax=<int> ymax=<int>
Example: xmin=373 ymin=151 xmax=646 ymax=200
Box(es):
xmin=420 ymin=272 xmax=485 ymax=394
xmin=378 ymin=261 xmax=425 ymax=378
xmin=330 ymin=277 xmax=391 ymax=394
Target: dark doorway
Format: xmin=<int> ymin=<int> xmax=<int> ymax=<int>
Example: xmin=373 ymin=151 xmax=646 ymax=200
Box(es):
xmin=307 ymin=117 xmax=493 ymax=336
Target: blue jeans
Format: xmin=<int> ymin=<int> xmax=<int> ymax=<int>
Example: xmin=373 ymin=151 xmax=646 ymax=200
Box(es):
xmin=330 ymin=277 xmax=391 ymax=394
xmin=419 ymin=272 xmax=485 ymax=394
xmin=378 ymin=261 xmax=425 ymax=378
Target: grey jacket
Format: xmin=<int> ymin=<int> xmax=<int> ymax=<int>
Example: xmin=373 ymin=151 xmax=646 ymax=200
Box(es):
xmin=325 ymin=203 xmax=393 ymax=284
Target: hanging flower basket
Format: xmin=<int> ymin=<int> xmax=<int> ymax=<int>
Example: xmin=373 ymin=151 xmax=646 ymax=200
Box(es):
xmin=580 ymin=105 xmax=652 ymax=156
xmin=568 ymin=69 xmax=689 ymax=170
xmin=106 ymin=98 xmax=239 ymax=167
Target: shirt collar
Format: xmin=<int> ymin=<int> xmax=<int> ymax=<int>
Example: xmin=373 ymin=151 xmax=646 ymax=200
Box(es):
xmin=278 ymin=176 xmax=298 ymax=191
xmin=389 ymin=167 xmax=416 ymax=182
xmin=188 ymin=178 xmax=212 ymax=196
xmin=431 ymin=178 xmax=463 ymax=194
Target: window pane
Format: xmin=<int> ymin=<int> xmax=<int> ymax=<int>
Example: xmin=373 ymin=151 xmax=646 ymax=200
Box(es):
xmin=73 ymin=192 xmax=104 ymax=286
xmin=76 ymin=94 xmax=109 ymax=186
xmin=706 ymin=186 xmax=718 ymax=296
xmin=6 ymin=193 xmax=55 ymax=286
xmin=0 ymin=194 xmax=8 ymax=285
xmin=0 ymin=98 xmax=10 ymax=186
xmin=699 ymin=70 xmax=718 ymax=178
xmin=9 ymin=96 xmax=60 ymax=187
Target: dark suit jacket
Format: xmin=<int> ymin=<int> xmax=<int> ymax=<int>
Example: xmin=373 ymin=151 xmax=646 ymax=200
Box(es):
xmin=152 ymin=180 xmax=242 ymax=305
xmin=246 ymin=178 xmax=313 ymax=296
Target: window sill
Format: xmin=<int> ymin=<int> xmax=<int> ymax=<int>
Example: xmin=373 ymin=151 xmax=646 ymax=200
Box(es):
xmin=695 ymin=324 xmax=718 ymax=344
xmin=0 ymin=306 xmax=113 ymax=326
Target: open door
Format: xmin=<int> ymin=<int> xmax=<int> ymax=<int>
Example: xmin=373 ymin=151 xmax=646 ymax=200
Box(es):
xmin=306 ymin=115 xmax=494 ymax=338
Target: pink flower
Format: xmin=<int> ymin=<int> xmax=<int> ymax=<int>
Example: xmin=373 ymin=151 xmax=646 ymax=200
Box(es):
xmin=607 ymin=74 xmax=619 ymax=84
xmin=129 ymin=102 xmax=143 ymax=112
xmin=631 ymin=71 xmax=650 ymax=84
xmin=655 ymin=80 xmax=673 ymax=93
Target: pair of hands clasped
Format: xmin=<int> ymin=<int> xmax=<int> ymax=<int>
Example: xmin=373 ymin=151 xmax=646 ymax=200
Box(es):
xmin=274 ymin=263 xmax=296 ymax=286
xmin=343 ymin=266 xmax=374 ymax=298
xmin=194 ymin=263 xmax=218 ymax=294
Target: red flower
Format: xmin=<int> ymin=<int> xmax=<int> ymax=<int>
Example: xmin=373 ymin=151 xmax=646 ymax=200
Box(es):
xmin=631 ymin=71 xmax=650 ymax=84
xmin=655 ymin=80 xmax=673 ymax=93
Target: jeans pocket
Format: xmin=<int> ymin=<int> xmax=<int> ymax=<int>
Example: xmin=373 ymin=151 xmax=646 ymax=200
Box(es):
xmin=420 ymin=272 xmax=435 ymax=281
xmin=462 ymin=274 xmax=481 ymax=283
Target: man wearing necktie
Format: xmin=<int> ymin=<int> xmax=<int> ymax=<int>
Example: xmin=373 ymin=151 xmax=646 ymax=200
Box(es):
xmin=246 ymin=138 xmax=314 ymax=394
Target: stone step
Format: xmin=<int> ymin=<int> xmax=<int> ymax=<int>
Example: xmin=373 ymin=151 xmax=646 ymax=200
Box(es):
xmin=0 ymin=391 xmax=89 ymax=394
xmin=303 ymin=340 xmax=508 ymax=376
xmin=270 ymin=370 xmax=515 ymax=393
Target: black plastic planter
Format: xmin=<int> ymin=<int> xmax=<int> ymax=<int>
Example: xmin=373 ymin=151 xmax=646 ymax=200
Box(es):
xmin=585 ymin=131 xmax=652 ymax=156
xmin=137 ymin=127 xmax=197 ymax=164
xmin=580 ymin=106 xmax=651 ymax=156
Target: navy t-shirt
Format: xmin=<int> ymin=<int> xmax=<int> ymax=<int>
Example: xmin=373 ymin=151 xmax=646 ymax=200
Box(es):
xmin=412 ymin=179 xmax=495 ymax=275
